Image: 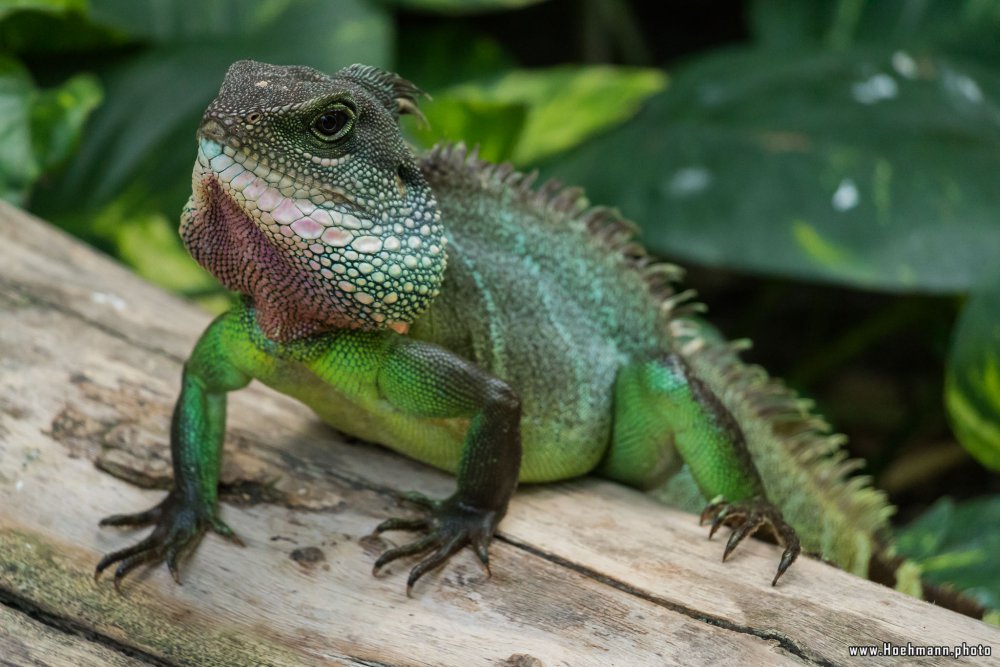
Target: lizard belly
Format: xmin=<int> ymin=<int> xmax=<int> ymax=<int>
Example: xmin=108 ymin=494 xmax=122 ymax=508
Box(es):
xmin=255 ymin=349 xmax=612 ymax=483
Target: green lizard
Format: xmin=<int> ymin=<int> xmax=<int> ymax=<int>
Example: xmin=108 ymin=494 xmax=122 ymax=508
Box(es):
xmin=95 ymin=59 xmax=908 ymax=597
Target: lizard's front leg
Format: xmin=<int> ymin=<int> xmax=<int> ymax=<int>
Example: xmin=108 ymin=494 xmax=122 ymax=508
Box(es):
xmin=370 ymin=335 xmax=522 ymax=594
xmin=96 ymin=312 xmax=251 ymax=590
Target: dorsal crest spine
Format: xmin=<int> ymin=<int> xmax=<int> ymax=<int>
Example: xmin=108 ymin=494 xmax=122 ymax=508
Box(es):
xmin=338 ymin=63 xmax=426 ymax=123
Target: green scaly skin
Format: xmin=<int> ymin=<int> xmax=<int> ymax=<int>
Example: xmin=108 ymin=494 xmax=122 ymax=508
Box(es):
xmin=96 ymin=60 xmax=907 ymax=598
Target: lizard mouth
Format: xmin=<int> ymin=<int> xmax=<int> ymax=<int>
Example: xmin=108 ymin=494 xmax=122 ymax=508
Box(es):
xmin=180 ymin=138 xmax=444 ymax=340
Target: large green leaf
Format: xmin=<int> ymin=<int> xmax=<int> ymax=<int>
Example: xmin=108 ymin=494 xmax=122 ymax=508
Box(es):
xmin=0 ymin=56 xmax=100 ymax=205
xmin=946 ymin=281 xmax=1000 ymax=470
xmin=894 ymin=496 xmax=1000 ymax=612
xmin=413 ymin=66 xmax=667 ymax=165
xmin=546 ymin=47 xmax=1000 ymax=292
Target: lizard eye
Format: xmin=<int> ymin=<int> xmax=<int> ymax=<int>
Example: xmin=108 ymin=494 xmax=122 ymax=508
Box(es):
xmin=311 ymin=106 xmax=354 ymax=141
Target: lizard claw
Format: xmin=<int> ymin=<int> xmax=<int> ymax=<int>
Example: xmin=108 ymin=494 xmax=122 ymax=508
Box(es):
xmin=700 ymin=496 xmax=800 ymax=586
xmin=96 ymin=491 xmax=241 ymax=593
xmin=372 ymin=493 xmax=499 ymax=595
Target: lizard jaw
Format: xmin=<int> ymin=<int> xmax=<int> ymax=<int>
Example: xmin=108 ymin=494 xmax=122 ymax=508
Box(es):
xmin=180 ymin=138 xmax=446 ymax=340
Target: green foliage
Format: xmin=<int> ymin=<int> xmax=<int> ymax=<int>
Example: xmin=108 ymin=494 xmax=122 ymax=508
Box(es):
xmin=895 ymin=496 xmax=1000 ymax=611
xmin=549 ymin=0 xmax=1000 ymax=292
xmin=546 ymin=35 xmax=1000 ymax=294
xmin=946 ymin=280 xmax=1000 ymax=470
xmin=83 ymin=185 xmax=220 ymax=299
xmin=413 ymin=66 xmax=666 ymax=164
xmin=413 ymin=96 xmax=527 ymax=164
xmin=0 ymin=56 xmax=100 ymax=205
xmin=398 ymin=27 xmax=667 ymax=165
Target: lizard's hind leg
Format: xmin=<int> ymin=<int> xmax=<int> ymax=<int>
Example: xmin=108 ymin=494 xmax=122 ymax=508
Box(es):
xmin=599 ymin=354 xmax=800 ymax=585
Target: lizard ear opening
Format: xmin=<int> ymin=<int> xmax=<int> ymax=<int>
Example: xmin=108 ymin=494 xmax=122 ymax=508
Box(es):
xmin=338 ymin=63 xmax=428 ymax=127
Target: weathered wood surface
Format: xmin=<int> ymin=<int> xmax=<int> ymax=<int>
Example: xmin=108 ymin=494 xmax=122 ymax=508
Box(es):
xmin=0 ymin=199 xmax=997 ymax=667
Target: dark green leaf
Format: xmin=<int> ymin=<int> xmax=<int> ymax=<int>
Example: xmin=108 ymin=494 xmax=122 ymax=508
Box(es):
xmin=30 ymin=71 xmax=102 ymax=171
xmin=546 ymin=47 xmax=1000 ymax=292
xmin=895 ymin=496 xmax=1000 ymax=611
xmin=946 ymin=281 xmax=1000 ymax=470
xmin=0 ymin=56 xmax=100 ymax=205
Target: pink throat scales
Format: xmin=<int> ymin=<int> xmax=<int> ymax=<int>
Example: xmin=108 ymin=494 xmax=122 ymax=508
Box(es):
xmin=182 ymin=175 xmax=366 ymax=341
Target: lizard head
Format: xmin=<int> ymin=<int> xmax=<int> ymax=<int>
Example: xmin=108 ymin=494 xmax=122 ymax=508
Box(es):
xmin=181 ymin=60 xmax=446 ymax=340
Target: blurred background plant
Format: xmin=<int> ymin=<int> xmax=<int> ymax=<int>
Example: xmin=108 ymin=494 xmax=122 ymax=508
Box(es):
xmin=1 ymin=0 xmax=997 ymax=612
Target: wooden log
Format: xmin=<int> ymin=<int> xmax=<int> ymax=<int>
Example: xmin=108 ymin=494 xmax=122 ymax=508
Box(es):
xmin=0 ymin=199 xmax=997 ymax=666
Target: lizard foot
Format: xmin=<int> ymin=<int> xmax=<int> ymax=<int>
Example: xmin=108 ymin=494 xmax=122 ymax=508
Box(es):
xmin=371 ymin=492 xmax=499 ymax=596
xmin=95 ymin=491 xmax=243 ymax=593
xmin=700 ymin=496 xmax=800 ymax=586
